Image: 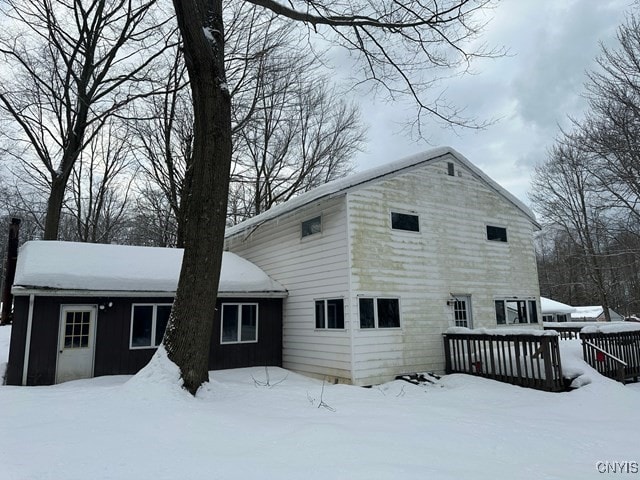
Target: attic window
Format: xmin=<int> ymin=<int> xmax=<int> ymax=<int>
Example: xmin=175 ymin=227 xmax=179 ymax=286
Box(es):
xmin=391 ymin=212 xmax=419 ymax=232
xmin=301 ymin=216 xmax=321 ymax=238
xmin=486 ymin=225 xmax=508 ymax=242
xmin=447 ymin=162 xmax=455 ymax=176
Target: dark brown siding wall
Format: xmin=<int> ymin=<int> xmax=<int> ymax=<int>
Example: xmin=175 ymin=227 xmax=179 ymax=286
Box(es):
xmin=5 ymin=296 xmax=29 ymax=385
xmin=6 ymin=294 xmax=283 ymax=385
xmin=209 ymin=298 xmax=283 ymax=369
xmin=93 ymin=296 xmax=174 ymax=378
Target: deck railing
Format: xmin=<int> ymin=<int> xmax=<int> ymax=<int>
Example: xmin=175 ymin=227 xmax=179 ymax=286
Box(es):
xmin=543 ymin=324 xmax=583 ymax=340
xmin=581 ymin=330 xmax=640 ymax=383
xmin=443 ymin=331 xmax=565 ymax=392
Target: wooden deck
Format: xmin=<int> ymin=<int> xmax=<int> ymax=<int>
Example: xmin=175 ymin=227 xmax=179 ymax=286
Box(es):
xmin=443 ymin=332 xmax=565 ymax=392
xmin=581 ymin=330 xmax=640 ymax=383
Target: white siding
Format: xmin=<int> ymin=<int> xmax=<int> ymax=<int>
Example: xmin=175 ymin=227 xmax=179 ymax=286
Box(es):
xmin=225 ymin=196 xmax=352 ymax=381
xmin=347 ymin=154 xmax=540 ymax=385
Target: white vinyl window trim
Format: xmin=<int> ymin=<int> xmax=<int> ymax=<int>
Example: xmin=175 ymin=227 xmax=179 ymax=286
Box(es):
xmin=358 ymin=297 xmax=402 ymax=329
xmin=301 ymin=215 xmax=322 ymax=239
xmin=495 ymin=297 xmax=538 ymax=325
xmin=220 ymin=303 xmax=259 ymax=344
xmin=129 ymin=303 xmax=172 ymax=349
xmin=390 ymin=211 xmax=420 ymax=233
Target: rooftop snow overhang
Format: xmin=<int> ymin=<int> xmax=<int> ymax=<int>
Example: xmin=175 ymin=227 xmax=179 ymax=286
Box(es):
xmin=12 ymin=241 xmax=287 ymax=296
xmin=11 ymin=285 xmax=289 ymax=298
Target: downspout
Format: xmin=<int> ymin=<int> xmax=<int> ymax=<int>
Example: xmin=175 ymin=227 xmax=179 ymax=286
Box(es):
xmin=0 ymin=217 xmax=21 ymax=325
xmin=21 ymin=294 xmax=35 ymax=386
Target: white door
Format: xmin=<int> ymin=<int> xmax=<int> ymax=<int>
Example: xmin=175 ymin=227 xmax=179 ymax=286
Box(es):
xmin=453 ymin=295 xmax=473 ymax=329
xmin=56 ymin=306 xmax=97 ymax=383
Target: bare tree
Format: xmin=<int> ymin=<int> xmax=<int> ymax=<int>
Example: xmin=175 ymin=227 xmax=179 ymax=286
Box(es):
xmin=0 ymin=0 xmax=174 ymax=240
xmin=531 ymin=142 xmax=613 ymax=321
xmin=66 ymin=121 xmax=136 ymax=243
xmin=130 ymin=44 xmax=192 ymax=246
xmin=231 ymin=72 xmax=365 ymax=222
xmin=164 ymin=0 xmax=499 ymax=394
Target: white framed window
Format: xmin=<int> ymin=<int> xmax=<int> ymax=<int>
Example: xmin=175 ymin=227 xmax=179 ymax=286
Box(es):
xmin=221 ymin=303 xmax=258 ymax=344
xmin=391 ymin=212 xmax=420 ymax=232
xmin=487 ymin=225 xmax=508 ymax=242
xmin=359 ymin=297 xmax=401 ymax=329
xmin=495 ymin=298 xmax=538 ymax=325
xmin=315 ymin=299 xmax=345 ymax=329
xmin=130 ymin=304 xmax=172 ymax=349
xmin=451 ymin=295 xmax=473 ymax=328
xmin=301 ymin=216 xmax=322 ymax=238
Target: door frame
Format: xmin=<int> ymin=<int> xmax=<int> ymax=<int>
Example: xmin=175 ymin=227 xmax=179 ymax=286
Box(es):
xmin=55 ymin=304 xmax=98 ymax=384
xmin=451 ymin=294 xmax=473 ymax=329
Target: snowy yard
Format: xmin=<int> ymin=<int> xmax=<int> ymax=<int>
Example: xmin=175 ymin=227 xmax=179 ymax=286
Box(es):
xmin=0 ymin=325 xmax=639 ymax=480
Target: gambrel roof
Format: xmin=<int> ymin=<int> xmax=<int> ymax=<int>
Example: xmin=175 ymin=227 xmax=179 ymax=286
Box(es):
xmin=225 ymin=147 xmax=538 ymax=238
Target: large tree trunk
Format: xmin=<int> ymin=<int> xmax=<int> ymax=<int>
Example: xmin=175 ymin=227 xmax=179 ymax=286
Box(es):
xmin=164 ymin=0 xmax=232 ymax=394
xmin=43 ymin=176 xmax=69 ymax=240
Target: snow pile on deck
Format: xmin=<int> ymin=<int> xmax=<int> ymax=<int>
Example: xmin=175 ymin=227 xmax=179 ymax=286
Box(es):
xmin=446 ymin=326 xmax=558 ymax=336
xmin=581 ymin=323 xmax=640 ymax=334
xmin=12 ymin=241 xmax=285 ymax=294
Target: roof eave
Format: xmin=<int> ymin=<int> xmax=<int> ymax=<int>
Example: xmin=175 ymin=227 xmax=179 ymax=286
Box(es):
xmin=11 ymin=286 xmax=288 ymax=298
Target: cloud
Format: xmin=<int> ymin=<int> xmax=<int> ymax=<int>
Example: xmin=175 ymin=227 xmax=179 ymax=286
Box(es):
xmin=352 ymin=0 xmax=632 ymax=204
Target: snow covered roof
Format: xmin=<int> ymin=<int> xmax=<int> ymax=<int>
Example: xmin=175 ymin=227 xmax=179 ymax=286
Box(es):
xmin=12 ymin=241 xmax=286 ymax=296
xmin=571 ymin=306 xmax=604 ymax=319
xmin=540 ymin=297 xmax=575 ymax=314
xmin=225 ymin=147 xmax=538 ymax=238
xmin=570 ymin=306 xmax=624 ymax=321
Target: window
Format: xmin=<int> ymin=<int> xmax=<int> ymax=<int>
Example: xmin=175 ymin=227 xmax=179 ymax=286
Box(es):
xmin=391 ymin=212 xmax=419 ymax=232
xmin=487 ymin=225 xmax=508 ymax=242
xmin=301 ymin=216 xmax=321 ymax=238
xmin=453 ymin=298 xmax=472 ymax=328
xmin=63 ymin=310 xmax=91 ymax=348
xmin=542 ymin=314 xmax=554 ymax=322
xmin=130 ymin=304 xmax=172 ymax=348
xmin=359 ymin=297 xmax=401 ymax=328
xmin=221 ymin=303 xmax=258 ymax=343
xmin=315 ymin=299 xmax=344 ymax=329
xmin=447 ymin=162 xmax=455 ymax=176
xmin=495 ymin=299 xmax=538 ymax=325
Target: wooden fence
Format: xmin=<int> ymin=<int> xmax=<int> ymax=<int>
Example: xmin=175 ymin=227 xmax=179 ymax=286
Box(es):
xmin=581 ymin=330 xmax=640 ymax=383
xmin=443 ymin=332 xmax=565 ymax=392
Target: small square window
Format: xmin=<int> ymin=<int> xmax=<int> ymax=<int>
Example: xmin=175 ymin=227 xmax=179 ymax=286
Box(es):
xmin=130 ymin=304 xmax=173 ymax=349
xmin=447 ymin=162 xmax=455 ymax=176
xmin=487 ymin=225 xmax=507 ymax=242
xmin=302 ymin=216 xmax=321 ymax=238
xmin=221 ymin=303 xmax=259 ymax=343
xmin=391 ymin=212 xmax=419 ymax=232
xmin=315 ymin=299 xmax=344 ymax=329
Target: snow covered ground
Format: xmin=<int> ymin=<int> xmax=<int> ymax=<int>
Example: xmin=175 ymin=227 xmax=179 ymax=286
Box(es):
xmin=0 ymin=324 xmax=639 ymax=480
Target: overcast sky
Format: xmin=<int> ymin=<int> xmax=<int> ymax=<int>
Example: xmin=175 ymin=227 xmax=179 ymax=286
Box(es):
xmin=349 ymin=0 xmax=633 ymax=205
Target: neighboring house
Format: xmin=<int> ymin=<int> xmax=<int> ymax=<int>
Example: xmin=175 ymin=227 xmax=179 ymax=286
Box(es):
xmin=541 ymin=296 xmax=575 ymax=322
xmin=225 ymin=147 xmax=542 ymax=386
xmin=571 ymin=306 xmax=624 ymax=323
xmin=6 ymin=241 xmax=286 ymax=386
